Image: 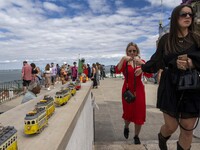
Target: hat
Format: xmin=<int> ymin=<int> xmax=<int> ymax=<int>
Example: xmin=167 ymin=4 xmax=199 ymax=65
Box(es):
xmin=28 ymin=82 xmax=38 ymax=91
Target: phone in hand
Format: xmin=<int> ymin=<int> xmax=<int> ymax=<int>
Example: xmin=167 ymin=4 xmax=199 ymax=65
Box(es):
xmin=178 ymin=54 xmax=188 ymax=61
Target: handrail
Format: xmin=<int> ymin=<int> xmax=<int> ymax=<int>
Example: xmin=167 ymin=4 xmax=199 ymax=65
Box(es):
xmin=0 ymin=80 xmax=23 ymax=103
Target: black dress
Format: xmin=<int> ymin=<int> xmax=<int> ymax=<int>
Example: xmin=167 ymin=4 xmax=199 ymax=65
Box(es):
xmin=142 ymin=32 xmax=200 ymax=118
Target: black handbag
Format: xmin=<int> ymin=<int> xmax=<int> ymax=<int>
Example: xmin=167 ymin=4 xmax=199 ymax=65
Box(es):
xmin=178 ymin=69 xmax=200 ymax=90
xmin=123 ymin=89 xmax=136 ymax=103
xmin=123 ymin=61 xmax=136 ymax=103
xmin=176 ymin=69 xmax=200 ymax=131
xmin=176 ymin=91 xmax=200 ymax=131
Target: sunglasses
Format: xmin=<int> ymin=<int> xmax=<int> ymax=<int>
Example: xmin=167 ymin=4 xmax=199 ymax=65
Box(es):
xmin=179 ymin=12 xmax=194 ymax=18
xmin=128 ymin=49 xmax=137 ymax=53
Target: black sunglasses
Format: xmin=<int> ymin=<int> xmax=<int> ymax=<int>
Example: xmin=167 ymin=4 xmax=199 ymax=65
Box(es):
xmin=128 ymin=49 xmax=137 ymax=53
xmin=179 ymin=12 xmax=194 ymax=18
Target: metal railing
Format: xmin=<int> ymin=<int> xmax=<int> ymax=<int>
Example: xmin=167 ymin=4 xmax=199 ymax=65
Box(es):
xmin=0 ymin=80 xmax=23 ymax=103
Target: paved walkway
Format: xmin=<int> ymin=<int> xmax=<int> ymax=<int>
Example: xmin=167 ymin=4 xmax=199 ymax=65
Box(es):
xmin=91 ymin=78 xmax=200 ymax=150
xmin=1 ymin=78 xmax=200 ymax=150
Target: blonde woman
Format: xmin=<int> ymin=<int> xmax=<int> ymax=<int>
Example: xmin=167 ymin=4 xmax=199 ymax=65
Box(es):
xmin=44 ymin=63 xmax=51 ymax=90
xmin=116 ymin=42 xmax=152 ymax=144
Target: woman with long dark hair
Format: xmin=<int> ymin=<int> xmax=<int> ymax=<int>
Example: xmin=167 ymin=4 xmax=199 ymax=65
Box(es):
xmin=135 ymin=4 xmax=200 ymax=150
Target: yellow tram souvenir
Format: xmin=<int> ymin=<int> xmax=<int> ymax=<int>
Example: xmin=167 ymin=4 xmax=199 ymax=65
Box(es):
xmin=35 ymin=95 xmax=55 ymax=119
xmin=54 ymin=89 xmax=71 ymax=106
xmin=0 ymin=126 xmax=18 ymax=150
xmin=68 ymin=83 xmax=77 ymax=96
xmin=24 ymin=107 xmax=48 ymax=135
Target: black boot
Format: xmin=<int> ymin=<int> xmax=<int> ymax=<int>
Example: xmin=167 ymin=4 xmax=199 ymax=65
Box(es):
xmin=177 ymin=142 xmax=191 ymax=150
xmin=134 ymin=135 xmax=141 ymax=144
xmin=158 ymin=132 xmax=171 ymax=150
xmin=123 ymin=127 xmax=129 ymax=139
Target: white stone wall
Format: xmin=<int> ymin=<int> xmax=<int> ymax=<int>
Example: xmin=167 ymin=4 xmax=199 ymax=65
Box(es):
xmin=65 ymin=91 xmax=94 ymax=150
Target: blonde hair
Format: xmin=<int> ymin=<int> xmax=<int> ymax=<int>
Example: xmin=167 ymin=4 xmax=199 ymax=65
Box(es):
xmin=125 ymin=42 xmax=140 ymax=56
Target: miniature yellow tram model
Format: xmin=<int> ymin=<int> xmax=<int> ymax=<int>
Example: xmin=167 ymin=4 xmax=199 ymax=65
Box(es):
xmin=54 ymin=89 xmax=71 ymax=106
xmin=24 ymin=107 xmax=48 ymax=135
xmin=68 ymin=83 xmax=77 ymax=96
xmin=0 ymin=126 xmax=18 ymax=150
xmin=35 ymin=95 xmax=55 ymax=119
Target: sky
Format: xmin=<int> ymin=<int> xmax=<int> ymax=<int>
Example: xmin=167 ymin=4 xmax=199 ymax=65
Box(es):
xmin=0 ymin=0 xmax=182 ymax=70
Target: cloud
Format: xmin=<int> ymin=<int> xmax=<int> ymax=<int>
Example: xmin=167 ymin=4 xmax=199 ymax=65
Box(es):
xmin=68 ymin=3 xmax=83 ymax=10
xmin=43 ymin=2 xmax=65 ymax=13
xmin=146 ymin=0 xmax=182 ymax=8
xmin=116 ymin=8 xmax=137 ymax=16
xmin=0 ymin=0 xmax=183 ymax=70
xmin=87 ymin=0 xmax=111 ymax=14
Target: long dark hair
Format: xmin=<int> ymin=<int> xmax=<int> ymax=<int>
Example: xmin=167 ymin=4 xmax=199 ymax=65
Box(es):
xmin=166 ymin=4 xmax=195 ymax=54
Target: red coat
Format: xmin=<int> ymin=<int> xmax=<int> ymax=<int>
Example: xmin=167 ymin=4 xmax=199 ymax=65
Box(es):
xmin=115 ymin=60 xmax=152 ymax=125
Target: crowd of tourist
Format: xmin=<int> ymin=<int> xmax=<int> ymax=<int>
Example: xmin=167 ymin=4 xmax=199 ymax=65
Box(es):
xmin=21 ymin=60 xmax=106 ymax=92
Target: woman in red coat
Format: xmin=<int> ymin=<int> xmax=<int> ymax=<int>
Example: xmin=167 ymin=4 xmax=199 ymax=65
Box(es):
xmin=115 ymin=42 xmax=152 ymax=144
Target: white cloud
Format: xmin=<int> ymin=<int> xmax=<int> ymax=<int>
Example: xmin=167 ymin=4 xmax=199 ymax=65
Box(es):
xmin=68 ymin=3 xmax=83 ymax=10
xmin=146 ymin=0 xmax=182 ymax=8
xmin=43 ymin=2 xmax=65 ymax=13
xmin=87 ymin=0 xmax=111 ymax=13
xmin=116 ymin=8 xmax=137 ymax=16
xmin=0 ymin=0 xmax=183 ymax=69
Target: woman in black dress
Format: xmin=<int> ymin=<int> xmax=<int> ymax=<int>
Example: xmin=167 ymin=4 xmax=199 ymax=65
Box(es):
xmin=135 ymin=4 xmax=200 ymax=150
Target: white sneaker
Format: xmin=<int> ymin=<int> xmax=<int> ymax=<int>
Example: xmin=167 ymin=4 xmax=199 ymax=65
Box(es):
xmin=47 ymin=87 xmax=51 ymax=90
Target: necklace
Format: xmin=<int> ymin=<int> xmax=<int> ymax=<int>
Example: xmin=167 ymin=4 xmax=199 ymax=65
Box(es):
xmin=178 ymin=39 xmax=184 ymax=43
xmin=178 ymin=37 xmax=184 ymax=43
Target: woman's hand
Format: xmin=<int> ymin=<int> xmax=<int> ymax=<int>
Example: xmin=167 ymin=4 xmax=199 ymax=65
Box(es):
xmin=187 ymin=58 xmax=194 ymax=69
xmin=177 ymin=55 xmax=194 ymax=70
xmin=177 ymin=58 xmax=194 ymax=70
xmin=123 ymin=56 xmax=133 ymax=62
xmin=135 ymin=68 xmax=143 ymax=76
xmin=177 ymin=59 xmax=187 ymax=70
xmin=134 ymin=58 xmax=145 ymax=66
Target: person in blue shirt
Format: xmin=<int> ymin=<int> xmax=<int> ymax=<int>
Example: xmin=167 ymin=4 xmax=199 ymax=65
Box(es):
xmin=21 ymin=81 xmax=41 ymax=104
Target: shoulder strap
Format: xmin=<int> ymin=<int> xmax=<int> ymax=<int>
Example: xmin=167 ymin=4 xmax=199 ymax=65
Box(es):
xmin=133 ymin=63 xmax=136 ymax=92
xmin=125 ymin=61 xmax=129 ymax=89
xmin=125 ymin=61 xmax=136 ymax=91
